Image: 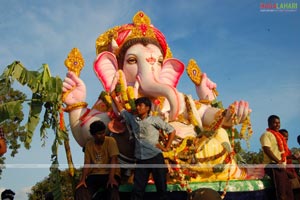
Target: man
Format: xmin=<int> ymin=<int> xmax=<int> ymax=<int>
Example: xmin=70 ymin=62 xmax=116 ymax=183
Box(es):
xmin=75 ymin=120 xmax=120 ymax=200
xmin=279 ymin=129 xmax=300 ymax=199
xmin=260 ymin=115 xmax=294 ymax=200
xmin=111 ymin=92 xmax=176 ymax=200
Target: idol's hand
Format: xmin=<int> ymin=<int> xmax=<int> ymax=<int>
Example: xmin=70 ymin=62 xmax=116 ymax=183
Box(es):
xmin=222 ymin=100 xmax=251 ymax=127
xmin=62 ymin=71 xmax=87 ymax=105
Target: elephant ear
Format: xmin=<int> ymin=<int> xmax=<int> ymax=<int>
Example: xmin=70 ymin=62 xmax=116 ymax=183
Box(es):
xmin=94 ymin=51 xmax=118 ymax=92
xmin=159 ymin=58 xmax=184 ymax=87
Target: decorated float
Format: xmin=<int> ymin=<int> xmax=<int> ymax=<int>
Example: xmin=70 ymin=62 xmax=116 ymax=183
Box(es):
xmin=61 ymin=11 xmax=273 ymax=199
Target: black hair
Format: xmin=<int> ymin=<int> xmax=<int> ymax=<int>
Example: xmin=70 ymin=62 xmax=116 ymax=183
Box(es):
xmin=89 ymin=120 xmax=106 ymax=135
xmin=267 ymin=115 xmax=280 ymax=126
xmin=190 ymin=188 xmax=222 ymax=200
xmin=279 ymin=129 xmax=288 ymax=134
xmin=45 ymin=192 xmax=54 ymax=200
xmin=135 ymin=97 xmax=152 ymax=114
xmin=1 ymin=189 xmax=15 ymax=200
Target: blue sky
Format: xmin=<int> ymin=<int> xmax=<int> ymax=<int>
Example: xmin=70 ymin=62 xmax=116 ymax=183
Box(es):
xmin=1 ymin=0 xmax=300 ymax=199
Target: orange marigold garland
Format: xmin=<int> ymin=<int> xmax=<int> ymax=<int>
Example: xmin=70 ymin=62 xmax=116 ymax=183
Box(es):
xmin=168 ymin=138 xmax=196 ymax=195
xmin=266 ymin=128 xmax=289 ymax=162
xmin=59 ymin=107 xmax=66 ymax=131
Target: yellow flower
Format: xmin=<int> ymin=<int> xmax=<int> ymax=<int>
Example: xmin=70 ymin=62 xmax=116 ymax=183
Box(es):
xmin=127 ymin=86 xmax=135 ymax=99
xmin=104 ymin=95 xmax=112 ymax=105
xmin=125 ymin=103 xmax=131 ymax=111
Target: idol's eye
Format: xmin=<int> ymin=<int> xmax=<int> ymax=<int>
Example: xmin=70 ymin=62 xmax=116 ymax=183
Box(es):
xmin=158 ymin=57 xmax=163 ymax=66
xmin=127 ymin=56 xmax=137 ymax=64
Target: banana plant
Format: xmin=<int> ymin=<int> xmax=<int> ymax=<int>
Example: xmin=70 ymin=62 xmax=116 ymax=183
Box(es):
xmin=0 ymin=61 xmax=73 ymax=200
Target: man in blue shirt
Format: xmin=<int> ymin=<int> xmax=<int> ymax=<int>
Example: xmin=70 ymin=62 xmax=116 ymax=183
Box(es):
xmin=111 ymin=91 xmax=175 ymax=200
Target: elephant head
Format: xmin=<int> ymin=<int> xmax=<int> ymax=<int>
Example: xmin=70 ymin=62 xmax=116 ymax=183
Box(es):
xmin=94 ymin=37 xmax=185 ymax=120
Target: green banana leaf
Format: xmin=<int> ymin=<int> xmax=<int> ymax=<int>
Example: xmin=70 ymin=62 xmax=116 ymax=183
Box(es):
xmin=1 ymin=61 xmax=66 ymax=199
xmin=0 ymin=101 xmax=23 ymax=123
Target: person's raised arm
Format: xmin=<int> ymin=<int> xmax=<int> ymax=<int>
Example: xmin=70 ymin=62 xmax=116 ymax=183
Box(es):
xmin=110 ymin=91 xmax=124 ymax=112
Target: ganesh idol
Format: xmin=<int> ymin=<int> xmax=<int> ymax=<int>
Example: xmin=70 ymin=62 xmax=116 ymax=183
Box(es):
xmin=62 ymin=11 xmax=260 ymax=182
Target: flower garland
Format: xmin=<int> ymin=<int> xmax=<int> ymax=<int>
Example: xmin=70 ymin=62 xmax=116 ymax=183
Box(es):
xmin=127 ymin=86 xmax=136 ymax=112
xmin=266 ymin=128 xmax=289 ymax=162
xmin=152 ymin=98 xmax=161 ymax=116
xmin=167 ymin=137 xmax=196 ymax=195
xmin=99 ymin=91 xmax=112 ymax=108
xmin=197 ymin=147 xmax=227 ymax=163
xmin=172 ymin=99 xmax=253 ymax=199
xmin=204 ymin=110 xmax=225 ymax=131
xmin=239 ymin=115 xmax=253 ymax=148
xmin=220 ymin=107 xmax=236 ymax=199
xmin=118 ymin=71 xmax=131 ymax=111
xmin=113 ymin=71 xmax=136 ymax=112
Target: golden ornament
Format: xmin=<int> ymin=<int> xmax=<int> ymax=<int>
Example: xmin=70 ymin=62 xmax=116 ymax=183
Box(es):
xmin=64 ymin=48 xmax=85 ymax=76
xmin=95 ymin=11 xmax=172 ymax=59
xmin=186 ymin=59 xmax=202 ymax=86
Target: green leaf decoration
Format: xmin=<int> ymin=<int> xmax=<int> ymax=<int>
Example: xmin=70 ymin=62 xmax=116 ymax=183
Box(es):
xmin=211 ymin=99 xmax=224 ymax=109
xmin=0 ymin=101 xmax=23 ymax=123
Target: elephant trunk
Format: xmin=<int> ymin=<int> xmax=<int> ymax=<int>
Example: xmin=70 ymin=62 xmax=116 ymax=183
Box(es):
xmin=137 ymin=71 xmax=180 ymax=121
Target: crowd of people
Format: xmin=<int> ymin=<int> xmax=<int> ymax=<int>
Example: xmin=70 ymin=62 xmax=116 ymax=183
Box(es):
xmin=1 ymin=105 xmax=300 ymax=200
xmin=3 ymin=106 xmax=300 ymax=200
xmin=73 ymin=99 xmax=300 ymax=200
xmin=2 ymin=102 xmax=300 ymax=200
xmin=74 ymin=95 xmax=178 ymax=200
